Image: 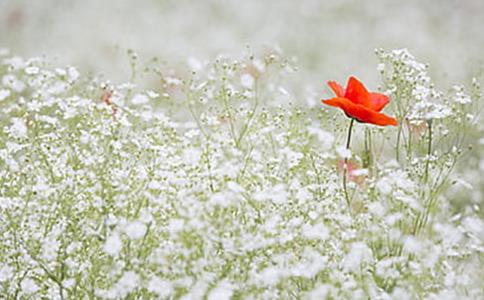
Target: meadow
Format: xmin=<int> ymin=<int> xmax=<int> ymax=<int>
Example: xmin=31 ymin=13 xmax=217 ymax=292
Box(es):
xmin=0 ymin=1 xmax=483 ymax=299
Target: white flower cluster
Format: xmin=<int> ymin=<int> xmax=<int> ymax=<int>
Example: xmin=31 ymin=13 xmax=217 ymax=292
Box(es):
xmin=0 ymin=49 xmax=482 ymax=299
xmin=376 ymin=48 xmax=475 ymax=123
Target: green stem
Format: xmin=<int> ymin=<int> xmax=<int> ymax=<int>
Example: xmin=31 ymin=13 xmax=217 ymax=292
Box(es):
xmin=396 ymin=124 xmax=401 ymax=162
xmin=221 ymin=82 xmax=239 ymax=147
xmin=363 ymin=128 xmax=372 ymax=170
xmin=343 ymin=118 xmax=355 ymax=215
xmin=424 ymin=120 xmax=432 ymax=184
xmin=205 ymin=141 xmax=215 ymax=193
xmin=415 ymin=120 xmax=434 ymax=236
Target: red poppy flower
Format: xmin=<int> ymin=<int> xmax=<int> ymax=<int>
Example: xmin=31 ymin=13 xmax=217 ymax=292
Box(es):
xmin=322 ymin=76 xmax=397 ymax=126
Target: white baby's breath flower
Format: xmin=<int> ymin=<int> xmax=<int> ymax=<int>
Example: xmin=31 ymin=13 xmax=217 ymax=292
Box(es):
xmin=377 ymin=63 xmax=385 ymax=72
xmin=63 ymin=278 xmax=76 ymax=289
xmin=403 ymin=236 xmax=422 ymax=254
xmin=165 ymin=76 xmax=182 ymax=85
xmin=46 ymin=81 xmax=68 ymax=95
xmin=3 ymin=56 xmax=24 ymax=70
xmin=368 ymin=201 xmax=385 ymax=218
xmin=225 ymin=182 xmax=244 ymax=195
xmin=270 ymin=184 xmax=288 ymax=205
xmin=343 ymin=242 xmax=373 ymax=272
xmin=147 ymin=277 xmax=173 ymax=298
xmin=0 ymin=265 xmax=13 ymax=282
xmin=408 ymin=101 xmax=452 ymax=121
xmin=308 ymin=126 xmax=334 ymax=150
xmin=336 ymin=146 xmax=351 ymax=159
xmin=392 ymin=287 xmax=411 ymax=300
xmin=462 ymin=217 xmax=484 ymax=237
xmin=188 ymin=57 xmax=203 ymax=71
xmin=8 ymin=118 xmax=28 ymax=138
xmin=131 ymin=93 xmax=149 ymax=105
xmin=21 ymin=278 xmax=39 ymax=294
xmin=25 ymin=66 xmax=39 ymax=75
xmin=0 ymin=89 xmax=10 ymax=101
xmin=67 ymin=66 xmax=80 ymax=82
xmin=304 ymin=285 xmax=331 ymax=300
xmin=114 ymin=271 xmax=139 ymax=297
xmin=240 ymin=73 xmax=254 ymax=88
xmin=296 ymin=188 xmax=312 ymax=203
xmin=104 ymin=233 xmax=123 ymax=256
xmin=258 ymin=266 xmax=282 ymax=286
xmin=146 ymin=90 xmax=159 ymax=98
xmin=208 ymin=280 xmax=234 ymax=300
xmin=302 ymin=223 xmax=329 ymax=240
xmin=168 ymin=219 xmax=185 ymax=234
xmin=351 ymin=168 xmax=368 ymax=177
xmin=2 ymin=74 xmax=25 ymax=92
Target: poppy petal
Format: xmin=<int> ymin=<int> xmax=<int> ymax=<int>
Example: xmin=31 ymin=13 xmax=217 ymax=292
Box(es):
xmin=322 ymin=97 xmax=398 ymax=126
xmin=369 ymin=93 xmax=390 ymax=111
xmin=327 ymin=81 xmax=345 ymax=97
xmin=344 ymin=76 xmax=371 ymax=107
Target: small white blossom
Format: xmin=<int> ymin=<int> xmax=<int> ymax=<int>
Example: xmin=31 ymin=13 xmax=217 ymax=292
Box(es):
xmin=302 ymin=222 xmax=329 ymax=240
xmin=0 ymin=265 xmax=13 ymax=282
xmin=240 ymin=73 xmax=254 ymax=88
xmin=147 ymin=277 xmax=173 ymax=298
xmin=67 ymin=66 xmax=80 ymax=82
xmin=21 ymin=278 xmax=39 ymax=294
xmin=188 ymin=57 xmax=203 ymax=71
xmin=336 ymin=146 xmax=351 ymax=159
xmin=25 ymin=66 xmax=40 ymax=75
xmin=8 ymin=118 xmax=28 ymax=138
xmin=124 ymin=221 xmax=147 ymax=240
xmin=0 ymin=89 xmax=10 ymax=101
xmin=104 ymin=233 xmax=123 ymax=256
xmin=131 ymin=93 xmax=149 ymax=105
xmin=113 ymin=271 xmax=139 ymax=297
xmin=208 ymin=280 xmax=234 ymax=300
xmin=343 ymin=242 xmax=373 ymax=272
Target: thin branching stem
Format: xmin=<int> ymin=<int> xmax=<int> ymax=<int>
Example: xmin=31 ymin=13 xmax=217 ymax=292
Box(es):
xmin=424 ymin=120 xmax=432 ymax=184
xmin=343 ymin=118 xmax=355 ymax=215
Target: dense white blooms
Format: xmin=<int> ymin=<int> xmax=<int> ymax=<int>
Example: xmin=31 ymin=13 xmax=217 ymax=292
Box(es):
xmin=0 ymin=50 xmax=481 ymax=299
xmin=343 ymin=242 xmax=374 ymax=272
xmin=302 ymin=222 xmax=329 ymax=240
xmin=377 ymin=48 xmax=457 ymax=122
xmin=147 ymin=277 xmax=173 ymax=297
xmin=112 ymin=271 xmax=140 ymax=298
xmin=408 ymin=101 xmax=452 ymax=121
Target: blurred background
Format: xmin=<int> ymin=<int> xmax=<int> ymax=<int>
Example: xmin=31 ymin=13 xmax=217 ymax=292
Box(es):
xmin=1 ymin=0 xmax=483 ymax=88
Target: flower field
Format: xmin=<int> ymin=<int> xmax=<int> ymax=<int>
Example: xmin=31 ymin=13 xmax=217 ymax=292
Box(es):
xmin=0 ymin=1 xmax=483 ymax=299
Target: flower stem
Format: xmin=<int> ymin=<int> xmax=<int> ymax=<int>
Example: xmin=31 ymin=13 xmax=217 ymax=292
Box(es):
xmin=343 ymin=118 xmax=355 ymax=215
xmin=363 ymin=128 xmax=372 ymax=170
xmin=424 ymin=120 xmax=432 ymax=184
